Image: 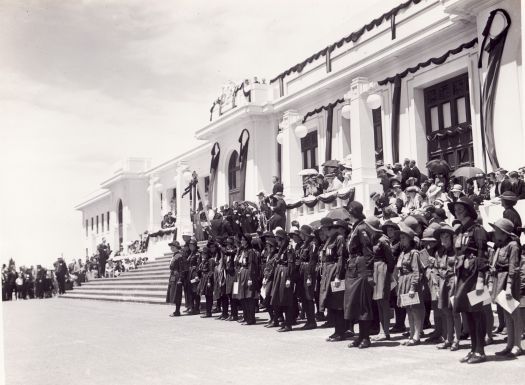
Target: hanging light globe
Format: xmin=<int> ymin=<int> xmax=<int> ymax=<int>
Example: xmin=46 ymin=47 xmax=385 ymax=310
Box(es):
xmin=341 ymin=104 xmax=351 ymax=119
xmin=295 ymin=125 xmax=307 ymax=138
xmin=366 ymin=93 xmax=382 ymax=110
xmin=276 ymin=131 xmax=284 ymax=144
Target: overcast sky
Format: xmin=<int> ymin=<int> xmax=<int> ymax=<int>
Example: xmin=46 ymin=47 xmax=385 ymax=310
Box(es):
xmin=0 ymin=0 xmax=400 ymax=268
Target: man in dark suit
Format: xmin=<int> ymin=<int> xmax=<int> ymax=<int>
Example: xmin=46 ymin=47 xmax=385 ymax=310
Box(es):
xmin=500 ymin=191 xmax=522 ymax=235
xmin=272 ymin=176 xmax=284 ymax=195
xmin=97 ymin=238 xmax=111 ymax=278
xmin=494 ymin=168 xmax=512 ymax=197
xmin=508 ymin=171 xmax=525 ymax=199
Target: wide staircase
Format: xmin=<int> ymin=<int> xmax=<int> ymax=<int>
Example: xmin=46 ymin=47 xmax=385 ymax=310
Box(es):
xmin=61 ymin=252 xmax=171 ymax=304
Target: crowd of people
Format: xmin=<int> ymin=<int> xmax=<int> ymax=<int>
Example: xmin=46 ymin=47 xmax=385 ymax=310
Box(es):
xmin=165 ymin=171 xmax=525 ymax=364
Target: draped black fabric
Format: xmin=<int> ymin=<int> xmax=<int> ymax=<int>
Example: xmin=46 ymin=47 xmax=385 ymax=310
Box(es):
xmin=325 ymin=104 xmax=334 ymax=161
xmin=478 ymin=9 xmax=511 ymax=171
xmin=378 ymin=38 xmax=478 ymax=85
xmin=208 ymin=142 xmax=220 ymax=208
xmin=270 ymin=0 xmax=422 ymax=84
xmin=302 ymin=98 xmax=345 ymax=123
xmin=390 ymin=76 xmax=401 ymax=163
xmin=238 ymin=129 xmax=250 ymax=201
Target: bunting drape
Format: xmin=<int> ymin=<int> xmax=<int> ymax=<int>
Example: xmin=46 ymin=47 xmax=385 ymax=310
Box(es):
xmin=208 ymin=142 xmax=220 ymax=209
xmin=478 ymin=9 xmax=511 ymax=171
xmin=238 ymin=129 xmax=250 ymax=201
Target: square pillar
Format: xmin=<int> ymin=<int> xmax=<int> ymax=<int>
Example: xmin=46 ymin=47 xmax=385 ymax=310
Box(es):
xmin=147 ymin=175 xmax=161 ymax=231
xmin=280 ymin=110 xmax=303 ymax=201
xmin=346 ymin=77 xmax=382 ymax=215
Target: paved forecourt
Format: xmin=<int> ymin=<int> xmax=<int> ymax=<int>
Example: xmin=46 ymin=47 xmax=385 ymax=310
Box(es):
xmin=2 ymin=298 xmax=523 ymax=385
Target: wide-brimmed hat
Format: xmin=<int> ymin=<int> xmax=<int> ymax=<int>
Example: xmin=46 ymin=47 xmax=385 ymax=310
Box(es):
xmin=364 ymin=216 xmax=382 ymax=233
xmin=390 ymin=178 xmax=401 ymax=188
xmin=421 ymin=227 xmax=437 ymax=243
xmin=381 ymin=220 xmax=400 ymax=233
xmin=265 ymin=237 xmax=278 ymax=247
xmin=261 ymin=231 xmax=275 ymax=240
xmin=500 ymin=191 xmax=518 ymax=202
xmin=433 ymin=208 xmax=448 ymax=221
xmin=370 ymin=191 xmax=381 ymax=200
xmin=448 ymin=197 xmax=477 ymax=220
xmin=257 ymin=190 xmax=266 ymax=197
xmin=168 ymin=240 xmax=181 ymax=248
xmin=274 ymin=229 xmax=288 ymax=239
xmin=330 ymin=219 xmax=349 ymax=232
xmin=396 ymin=222 xmax=416 ymax=239
xmin=320 ymin=217 xmax=333 ymax=229
xmin=289 ymin=227 xmax=301 ymax=237
xmin=450 ymin=184 xmax=463 ymax=193
xmin=347 ymin=201 xmax=365 ymax=220
xmin=300 ymin=225 xmax=314 ymax=237
xmin=434 ymin=224 xmax=456 ymax=239
xmin=489 ymin=218 xmax=516 ymax=237
xmin=406 ymin=185 xmax=420 ymax=193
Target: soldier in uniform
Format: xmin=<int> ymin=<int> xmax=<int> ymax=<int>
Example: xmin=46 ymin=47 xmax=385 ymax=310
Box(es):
xmin=295 ymin=225 xmax=318 ymax=330
xmin=448 ymin=197 xmax=489 ymax=364
xmin=197 ymin=246 xmax=215 ymax=318
xmin=166 ymin=241 xmax=184 ymax=317
xmin=270 ymin=229 xmax=295 ymax=332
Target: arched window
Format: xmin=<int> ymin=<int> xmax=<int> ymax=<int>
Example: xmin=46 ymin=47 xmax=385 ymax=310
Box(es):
xmin=228 ymin=151 xmax=241 ymax=204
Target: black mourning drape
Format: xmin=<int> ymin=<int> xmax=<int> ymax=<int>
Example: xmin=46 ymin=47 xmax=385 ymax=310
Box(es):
xmin=390 ymin=76 xmax=401 ymax=163
xmin=478 ymin=9 xmax=511 ymax=171
xmin=238 ymin=129 xmax=250 ymax=201
xmin=208 ymin=142 xmax=220 ymax=208
xmin=325 ymin=104 xmax=334 ymax=161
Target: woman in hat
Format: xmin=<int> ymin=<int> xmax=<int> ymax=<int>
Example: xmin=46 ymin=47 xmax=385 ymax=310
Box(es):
xmin=404 ymin=186 xmax=422 ymax=213
xmin=321 ymin=218 xmax=349 ymax=341
xmin=396 ymin=222 xmax=425 ymax=345
xmin=167 ymin=241 xmax=184 ymax=317
xmin=488 ymin=218 xmax=523 ymax=357
xmin=434 ymin=224 xmax=461 ymax=351
xmin=270 ymin=229 xmax=296 ymax=332
xmin=262 ymin=236 xmax=279 ymax=327
xmin=296 ymin=225 xmax=319 ymax=330
xmin=210 ymin=240 xmax=228 ymax=320
xmin=348 ymin=215 xmax=393 ymax=347
xmin=187 ymin=239 xmax=202 ymax=315
xmin=197 ymin=246 xmax=216 ymax=318
xmin=448 ymin=197 xmax=489 ymax=364
xmin=419 ymin=225 xmax=443 ymax=343
xmin=224 ymin=237 xmax=240 ymax=321
xmin=235 ymin=233 xmax=259 ymax=325
xmin=449 ymin=184 xmax=465 ymax=202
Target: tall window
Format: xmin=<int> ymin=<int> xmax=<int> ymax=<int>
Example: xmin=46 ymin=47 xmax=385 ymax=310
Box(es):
xmin=107 ymin=211 xmax=110 ymax=229
xmin=424 ymin=73 xmax=473 ymax=170
xmin=91 ymin=217 xmax=94 ymax=231
xmin=101 ymin=213 xmax=105 ymax=232
xmin=301 ymin=130 xmax=318 ymax=170
xmin=372 ymin=108 xmax=384 ymax=165
xmin=85 ymin=219 xmax=88 ymax=237
xmin=96 ymin=215 xmax=99 ymax=234
xmin=228 ymin=151 xmax=241 ymax=204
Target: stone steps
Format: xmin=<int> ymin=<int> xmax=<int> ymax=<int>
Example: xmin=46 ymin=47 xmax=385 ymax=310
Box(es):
xmin=61 ymin=253 xmax=171 ymax=305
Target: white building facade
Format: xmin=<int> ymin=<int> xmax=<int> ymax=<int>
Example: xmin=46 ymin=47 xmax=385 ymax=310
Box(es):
xmin=76 ymin=0 xmax=524 ymax=256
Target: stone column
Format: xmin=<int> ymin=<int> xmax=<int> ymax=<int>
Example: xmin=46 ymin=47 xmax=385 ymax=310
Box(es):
xmin=346 ymin=77 xmax=383 ymax=215
xmin=147 ymin=175 xmax=162 ymax=231
xmin=175 ymin=162 xmax=193 ymax=242
xmin=280 ymin=110 xmax=303 ymax=201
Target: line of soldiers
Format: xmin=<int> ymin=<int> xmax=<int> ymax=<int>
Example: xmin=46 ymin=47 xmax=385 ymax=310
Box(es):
xmin=166 ymin=198 xmax=525 ymax=364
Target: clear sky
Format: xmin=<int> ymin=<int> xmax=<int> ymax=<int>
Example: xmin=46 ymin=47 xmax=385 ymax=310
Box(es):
xmin=0 ymin=0 xmax=400 ymax=268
